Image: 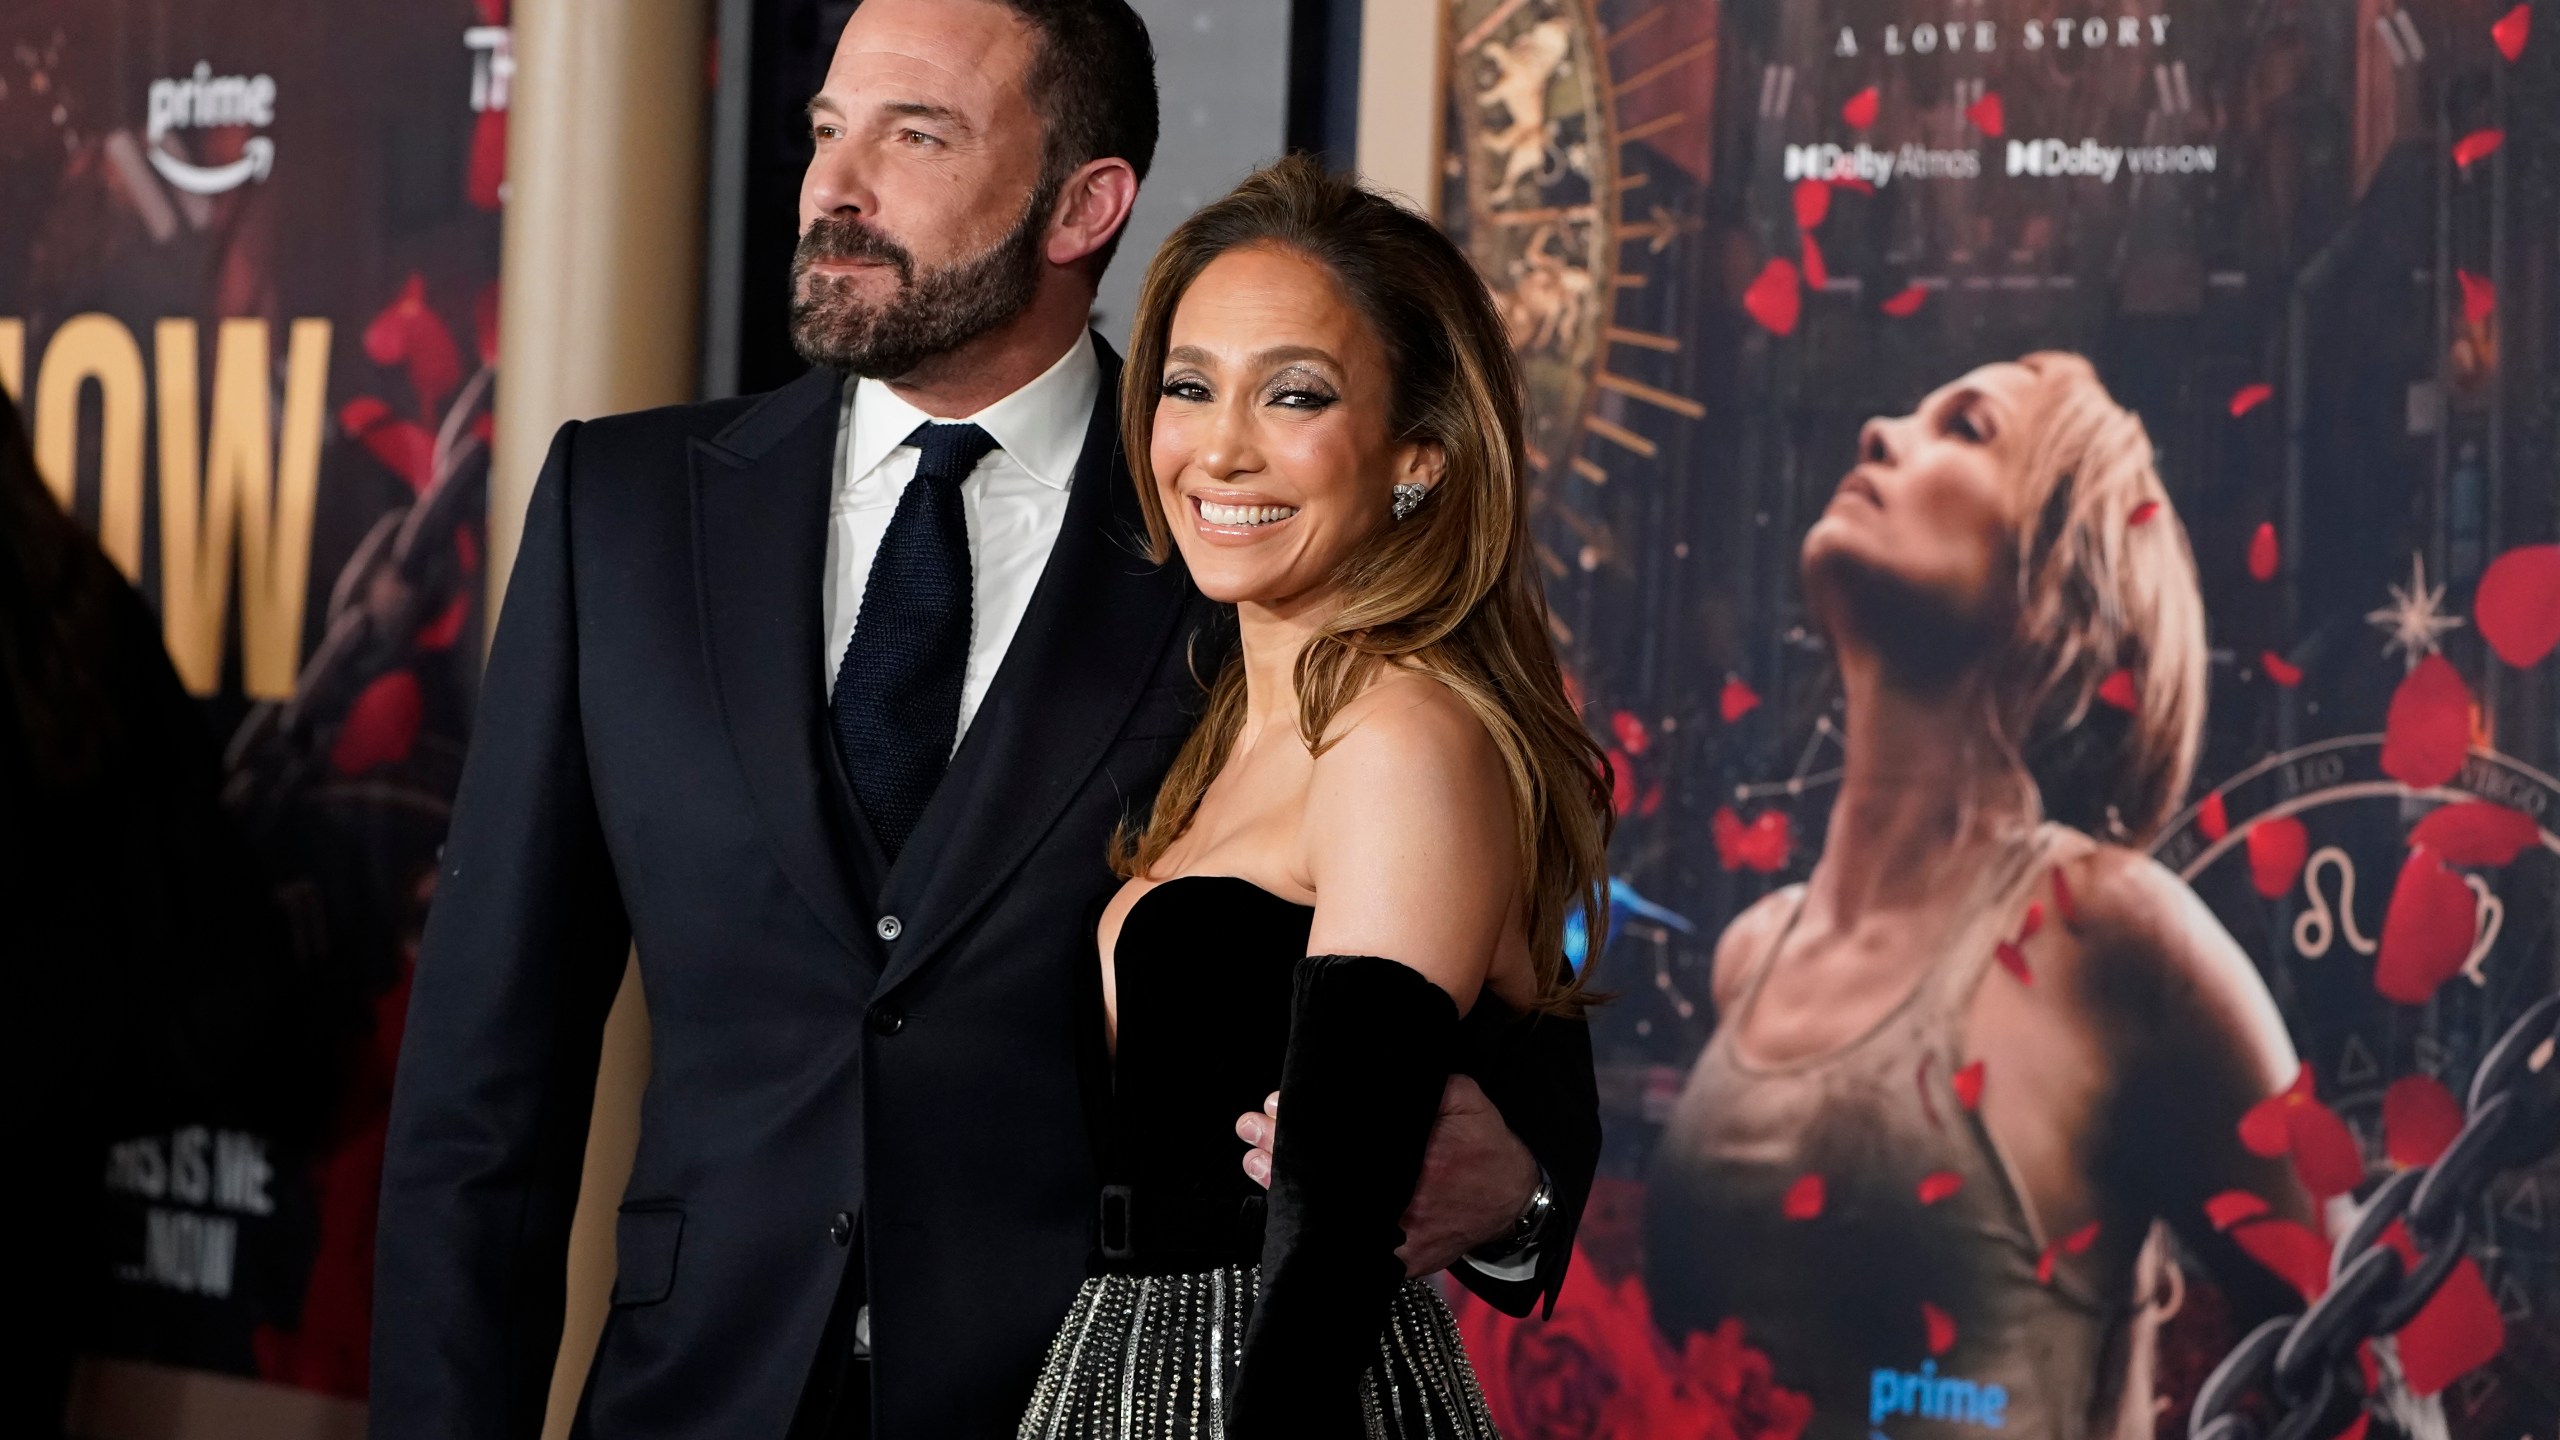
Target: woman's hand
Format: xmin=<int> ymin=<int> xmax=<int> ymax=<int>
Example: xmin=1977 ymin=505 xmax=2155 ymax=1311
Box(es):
xmin=1237 ymin=1075 xmax=1539 ymax=1278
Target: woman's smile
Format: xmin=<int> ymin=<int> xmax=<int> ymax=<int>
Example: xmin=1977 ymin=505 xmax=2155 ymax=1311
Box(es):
xmin=1190 ymin=491 xmax=1303 ymax=538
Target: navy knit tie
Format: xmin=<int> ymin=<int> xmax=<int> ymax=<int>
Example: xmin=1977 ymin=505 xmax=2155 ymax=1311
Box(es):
xmin=833 ymin=422 xmax=1000 ymax=860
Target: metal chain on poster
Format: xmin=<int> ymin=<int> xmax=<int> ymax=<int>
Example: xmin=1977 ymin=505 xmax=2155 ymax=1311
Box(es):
xmin=2192 ymin=995 xmax=2560 ymax=1440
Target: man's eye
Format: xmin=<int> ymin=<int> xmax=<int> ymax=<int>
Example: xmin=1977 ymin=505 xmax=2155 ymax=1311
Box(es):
xmin=899 ymin=129 xmax=941 ymax=147
xmin=811 ymin=124 xmax=840 ymax=142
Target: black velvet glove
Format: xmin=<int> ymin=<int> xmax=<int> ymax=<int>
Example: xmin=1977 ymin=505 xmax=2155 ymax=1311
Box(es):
xmin=1227 ymin=954 xmax=1461 ymax=1436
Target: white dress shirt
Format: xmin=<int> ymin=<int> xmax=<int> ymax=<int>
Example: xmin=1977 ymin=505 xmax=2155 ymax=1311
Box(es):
xmin=821 ymin=332 xmax=1098 ymax=746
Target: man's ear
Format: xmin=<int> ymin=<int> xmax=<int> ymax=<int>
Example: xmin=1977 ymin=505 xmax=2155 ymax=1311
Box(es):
xmin=1047 ymin=157 xmax=1140 ymax=270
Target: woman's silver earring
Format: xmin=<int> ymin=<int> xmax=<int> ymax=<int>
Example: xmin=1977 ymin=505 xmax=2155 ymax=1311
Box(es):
xmin=1391 ymin=482 xmax=1428 ymax=520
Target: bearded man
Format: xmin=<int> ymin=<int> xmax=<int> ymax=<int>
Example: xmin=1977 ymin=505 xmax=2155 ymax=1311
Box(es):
xmin=370 ymin=3 xmax=1600 ymax=1436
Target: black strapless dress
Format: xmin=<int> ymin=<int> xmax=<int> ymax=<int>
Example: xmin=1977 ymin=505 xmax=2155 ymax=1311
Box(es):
xmin=1015 ymin=876 xmax=1500 ymax=1439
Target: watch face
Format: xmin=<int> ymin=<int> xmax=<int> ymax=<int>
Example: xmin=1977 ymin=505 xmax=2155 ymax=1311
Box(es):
xmin=1435 ymin=1 xmax=2559 ymax=1436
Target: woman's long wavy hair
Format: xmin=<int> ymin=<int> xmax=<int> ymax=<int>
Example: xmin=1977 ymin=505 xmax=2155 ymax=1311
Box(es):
xmin=1111 ymin=155 xmax=1614 ymax=1014
xmin=1997 ymin=352 xmax=2207 ymax=846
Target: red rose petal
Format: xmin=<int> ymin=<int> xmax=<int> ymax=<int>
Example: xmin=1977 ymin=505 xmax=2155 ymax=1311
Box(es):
xmin=1743 ymin=257 xmax=1803 ymax=336
xmin=2048 ymin=867 xmax=2078 ymax=926
xmin=1607 ymin=748 xmax=1637 ymax=815
xmin=1719 ymin=674 xmax=1762 ymax=723
xmin=2409 ymin=800 xmax=2541 ymax=866
xmin=2493 ymin=3 xmax=2531 ymax=62
xmin=2199 ymin=791 xmax=2231 ymax=842
xmin=467 ymin=107 xmax=508 ymax=212
xmin=2097 ymin=668 xmax=2138 ymax=711
xmin=1842 ymin=85 xmax=1880 ymax=129
xmin=2476 ymin=544 xmax=2560 ymax=667
xmin=2381 ymin=654 xmax=2474 ymax=789
xmin=2128 ymin=500 xmax=2161 ymax=526
xmin=2458 ymin=269 xmax=2497 ymax=327
xmin=2248 ymin=521 xmax=2281 ymax=581
xmin=2064 ymin=1221 xmax=2101 ymax=1254
xmin=2285 ymin=1099 xmax=2365 ymax=1199
xmin=2262 ymin=651 xmax=2304 ymax=687
xmin=2230 ymin=1218 xmax=2332 ymax=1301
xmin=1917 ymin=1171 xmax=1964 ymax=1206
xmin=1963 ymin=90 xmax=2005 ymax=137
xmin=2383 ymin=1075 xmax=2464 ymax=1168
xmin=1611 ymin=709 xmax=1651 ymax=756
xmin=1783 ymin=1172 xmax=1826 ymax=1220
xmin=2376 ymin=849 xmax=2479 ymax=1005
xmin=1713 ymin=806 xmax=1793 ymax=873
xmin=2395 ymin=1257 xmax=2506 ymax=1395
xmin=340 ymin=395 xmax=392 ymax=434
xmin=2453 ymin=129 xmax=2505 ymax=169
xmin=2247 ymin=817 xmax=2310 ymax=899
xmin=1800 ymin=232 xmax=1830 ymax=291
xmin=2238 ymin=1067 xmax=2311 ymax=1156
xmin=2206 ymin=1190 xmax=2273 ymax=1230
xmin=1952 ymin=1060 xmax=1985 ymax=1111
xmin=2229 ymin=382 xmax=2275 ymax=418
xmin=330 ymin=671 xmax=424 ymax=776
xmin=1995 ymin=941 xmax=2031 ymax=985
xmin=1793 ymin=177 xmax=1833 ymax=231
xmin=2016 ymin=901 xmax=2043 ymax=943
xmin=1923 ymin=1301 xmax=1957 ymax=1356
xmin=415 ymin=593 xmax=469 ymax=652
xmin=1879 ymin=284 xmax=1928 ymax=317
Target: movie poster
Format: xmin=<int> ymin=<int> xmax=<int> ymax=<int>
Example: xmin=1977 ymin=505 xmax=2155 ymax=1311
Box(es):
xmin=1439 ymin=1 xmax=2557 ymax=1436
xmin=1 ymin=0 xmax=505 ymax=1405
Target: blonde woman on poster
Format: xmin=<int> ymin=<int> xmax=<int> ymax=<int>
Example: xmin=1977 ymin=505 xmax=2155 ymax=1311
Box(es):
xmin=1648 ymin=355 xmax=2321 ymax=1438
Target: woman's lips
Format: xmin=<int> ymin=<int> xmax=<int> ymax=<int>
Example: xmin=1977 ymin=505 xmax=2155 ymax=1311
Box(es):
xmin=1189 ymin=494 xmax=1300 ymax=538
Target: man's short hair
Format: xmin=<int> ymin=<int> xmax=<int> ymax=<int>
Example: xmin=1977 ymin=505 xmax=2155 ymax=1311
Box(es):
xmin=998 ymin=0 xmax=1159 ymax=273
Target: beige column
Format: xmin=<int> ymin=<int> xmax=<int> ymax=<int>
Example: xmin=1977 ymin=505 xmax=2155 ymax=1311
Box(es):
xmin=483 ymin=2 xmax=710 ymax=1438
xmin=1356 ymin=0 xmax=1447 ymax=216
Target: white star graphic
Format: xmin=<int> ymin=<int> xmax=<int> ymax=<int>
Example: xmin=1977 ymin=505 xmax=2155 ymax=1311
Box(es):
xmin=2366 ymin=553 xmax=2465 ymax=668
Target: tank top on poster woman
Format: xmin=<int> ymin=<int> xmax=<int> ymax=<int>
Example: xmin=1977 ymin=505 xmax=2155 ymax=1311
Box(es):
xmin=1645 ymin=828 xmax=2126 ymax=1440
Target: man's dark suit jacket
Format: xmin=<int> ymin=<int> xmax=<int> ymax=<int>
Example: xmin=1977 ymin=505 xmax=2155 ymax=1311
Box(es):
xmin=371 ymin=340 xmax=1601 ymax=1439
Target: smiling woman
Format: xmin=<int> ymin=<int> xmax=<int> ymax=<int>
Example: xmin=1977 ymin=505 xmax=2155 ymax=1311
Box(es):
xmin=1011 ymin=156 xmax=1614 ymax=1439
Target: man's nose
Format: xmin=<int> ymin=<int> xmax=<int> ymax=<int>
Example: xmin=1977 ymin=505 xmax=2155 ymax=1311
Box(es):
xmin=802 ymin=144 xmax=874 ymax=221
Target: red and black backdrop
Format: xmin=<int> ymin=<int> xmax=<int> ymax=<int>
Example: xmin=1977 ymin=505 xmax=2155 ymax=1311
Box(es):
xmin=2 ymin=0 xmax=504 ymax=1399
xmin=1439 ymin=0 xmax=2558 ymax=1436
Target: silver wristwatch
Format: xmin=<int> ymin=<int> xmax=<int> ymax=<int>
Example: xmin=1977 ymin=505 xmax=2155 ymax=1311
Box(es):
xmin=1470 ymin=1168 xmax=1555 ymax=1265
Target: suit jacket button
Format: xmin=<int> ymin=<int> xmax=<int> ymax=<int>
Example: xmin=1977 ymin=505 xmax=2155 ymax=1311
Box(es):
xmin=829 ymin=1211 xmax=853 ymax=1246
xmin=875 ymin=915 xmax=902 ymax=942
xmin=868 ymin=1005 xmax=904 ymax=1036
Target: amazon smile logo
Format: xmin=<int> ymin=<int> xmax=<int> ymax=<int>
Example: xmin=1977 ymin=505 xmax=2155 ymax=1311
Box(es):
xmin=145 ymin=63 xmax=277 ymax=196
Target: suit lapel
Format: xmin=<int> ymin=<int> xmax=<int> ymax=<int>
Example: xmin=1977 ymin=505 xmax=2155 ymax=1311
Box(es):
xmin=875 ymin=341 xmax=1192 ymax=996
xmin=691 ymin=366 xmax=884 ymax=961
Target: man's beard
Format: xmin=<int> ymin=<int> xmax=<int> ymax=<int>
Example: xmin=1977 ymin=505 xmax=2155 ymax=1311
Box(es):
xmin=789 ymin=182 xmax=1054 ymax=379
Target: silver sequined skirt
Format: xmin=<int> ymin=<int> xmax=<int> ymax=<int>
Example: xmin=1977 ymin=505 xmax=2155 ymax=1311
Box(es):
xmin=1016 ymin=1265 xmax=1501 ymax=1439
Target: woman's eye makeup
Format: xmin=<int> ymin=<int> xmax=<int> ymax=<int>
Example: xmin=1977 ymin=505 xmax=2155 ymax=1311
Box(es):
xmin=1158 ymin=374 xmax=1211 ymax=402
xmin=1263 ymin=368 xmax=1339 ymax=410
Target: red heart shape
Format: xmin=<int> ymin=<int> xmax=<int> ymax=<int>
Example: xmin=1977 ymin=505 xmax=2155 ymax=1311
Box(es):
xmin=1783 ymin=1172 xmax=1826 ymax=1220
xmin=2458 ymin=269 xmax=2497 ymax=327
xmin=1879 ymin=284 xmax=1928 ymax=317
xmin=1841 ymin=86 xmax=1879 ymax=128
xmin=1916 ymin=1171 xmax=1964 ymax=1205
xmin=1742 ymin=258 xmax=1802 ymax=336
xmin=1963 ymin=91 xmax=2005 ymax=137
xmin=2198 ymin=791 xmax=2230 ymax=842
xmin=1719 ymin=675 xmax=1761 ymax=723
xmin=2476 ymin=543 xmax=2560 ymax=667
xmin=2381 ymin=654 xmax=2474 ymax=789
xmin=1922 ymin=1302 xmax=1957 ymax=1356
xmin=2453 ymin=129 xmax=2505 ymax=168
xmin=2229 ymin=382 xmax=2274 ymax=418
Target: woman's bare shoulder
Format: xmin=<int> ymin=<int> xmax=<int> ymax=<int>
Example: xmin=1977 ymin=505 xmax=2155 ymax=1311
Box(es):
xmin=1710 ymin=884 xmax=1804 ymax=1009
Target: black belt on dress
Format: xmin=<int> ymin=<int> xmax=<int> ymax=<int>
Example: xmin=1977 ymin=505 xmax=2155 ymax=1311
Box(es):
xmin=1096 ymin=1184 xmax=1267 ymax=1271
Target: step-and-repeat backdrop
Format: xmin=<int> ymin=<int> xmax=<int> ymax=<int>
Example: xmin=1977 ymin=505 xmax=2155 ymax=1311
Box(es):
xmin=2 ymin=0 xmax=503 ymax=1401
xmin=1438 ymin=1 xmax=2557 ymax=1437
